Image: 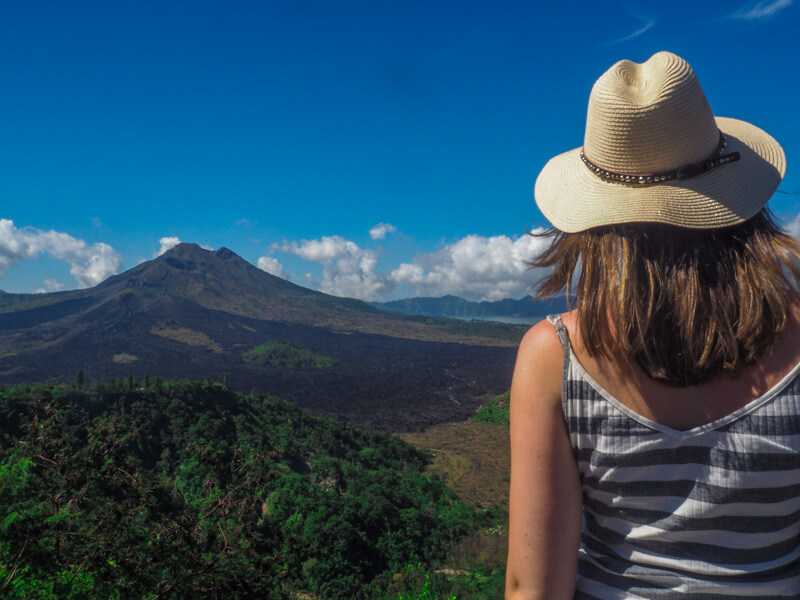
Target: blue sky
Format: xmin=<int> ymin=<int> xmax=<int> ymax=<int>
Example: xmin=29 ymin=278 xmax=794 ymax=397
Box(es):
xmin=1 ymin=0 xmax=798 ymax=301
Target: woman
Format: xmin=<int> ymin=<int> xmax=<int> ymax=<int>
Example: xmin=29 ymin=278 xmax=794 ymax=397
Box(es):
xmin=505 ymin=51 xmax=800 ymax=599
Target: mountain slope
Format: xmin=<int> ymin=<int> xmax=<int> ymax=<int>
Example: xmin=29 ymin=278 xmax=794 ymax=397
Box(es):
xmin=0 ymin=244 xmax=521 ymax=345
xmin=0 ymin=244 xmax=521 ymax=431
xmin=373 ymin=294 xmax=568 ymax=321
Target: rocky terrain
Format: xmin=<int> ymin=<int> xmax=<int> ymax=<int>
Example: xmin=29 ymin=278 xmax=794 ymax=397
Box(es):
xmin=0 ymin=244 xmax=524 ymax=431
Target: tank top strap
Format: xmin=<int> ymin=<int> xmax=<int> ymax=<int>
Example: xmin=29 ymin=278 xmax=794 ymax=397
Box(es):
xmin=546 ymin=313 xmax=571 ymax=367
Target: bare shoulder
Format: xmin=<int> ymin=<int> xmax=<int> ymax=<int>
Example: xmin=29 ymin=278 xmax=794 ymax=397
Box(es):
xmin=512 ymin=317 xmax=566 ymax=409
xmin=516 ymin=317 xmax=565 ymax=372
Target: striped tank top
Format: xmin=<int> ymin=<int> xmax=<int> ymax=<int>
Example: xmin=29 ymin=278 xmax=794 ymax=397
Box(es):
xmin=547 ymin=314 xmax=800 ymax=599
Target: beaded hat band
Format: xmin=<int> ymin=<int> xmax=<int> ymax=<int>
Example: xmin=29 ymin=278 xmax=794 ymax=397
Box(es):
xmin=534 ymin=51 xmax=785 ymax=232
xmin=579 ymin=133 xmax=741 ymax=186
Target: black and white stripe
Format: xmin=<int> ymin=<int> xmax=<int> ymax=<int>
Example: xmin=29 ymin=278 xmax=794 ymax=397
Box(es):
xmin=547 ymin=315 xmax=800 ymax=599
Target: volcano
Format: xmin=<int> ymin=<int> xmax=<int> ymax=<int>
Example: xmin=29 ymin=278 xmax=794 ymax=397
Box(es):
xmin=0 ymin=244 xmax=522 ymax=431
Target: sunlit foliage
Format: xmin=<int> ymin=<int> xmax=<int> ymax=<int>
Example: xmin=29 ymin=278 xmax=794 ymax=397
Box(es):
xmin=0 ymin=380 xmax=493 ymax=599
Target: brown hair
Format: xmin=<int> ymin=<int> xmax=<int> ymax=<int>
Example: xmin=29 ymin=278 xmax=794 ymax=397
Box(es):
xmin=530 ymin=209 xmax=800 ymax=386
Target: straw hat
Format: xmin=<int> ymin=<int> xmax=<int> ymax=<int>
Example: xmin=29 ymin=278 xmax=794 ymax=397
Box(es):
xmin=534 ymin=51 xmax=786 ymax=232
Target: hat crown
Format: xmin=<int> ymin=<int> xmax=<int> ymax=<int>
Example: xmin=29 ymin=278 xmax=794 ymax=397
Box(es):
xmin=583 ymin=51 xmax=719 ymax=174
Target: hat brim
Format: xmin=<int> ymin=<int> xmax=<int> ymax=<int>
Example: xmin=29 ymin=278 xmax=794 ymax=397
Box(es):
xmin=534 ymin=117 xmax=786 ymax=232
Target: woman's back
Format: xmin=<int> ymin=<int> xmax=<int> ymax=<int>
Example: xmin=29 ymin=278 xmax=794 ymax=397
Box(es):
xmin=552 ymin=310 xmax=800 ymax=599
xmin=558 ymin=301 xmax=800 ymax=431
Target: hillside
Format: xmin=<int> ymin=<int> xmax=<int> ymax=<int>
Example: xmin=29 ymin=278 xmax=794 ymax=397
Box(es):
xmin=0 ymin=381 xmax=502 ymax=599
xmin=372 ymin=294 xmax=567 ymax=322
xmin=0 ymin=244 xmax=523 ymax=345
xmin=0 ymin=243 xmax=516 ymax=346
xmin=0 ymin=244 xmax=523 ymax=431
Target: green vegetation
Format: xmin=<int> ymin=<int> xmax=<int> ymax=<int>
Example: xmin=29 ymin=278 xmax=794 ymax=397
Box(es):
xmin=242 ymin=339 xmax=340 ymax=368
xmin=381 ymin=553 xmax=506 ymax=600
xmin=469 ymin=392 xmax=510 ymax=427
xmin=0 ymin=380 xmax=501 ymax=599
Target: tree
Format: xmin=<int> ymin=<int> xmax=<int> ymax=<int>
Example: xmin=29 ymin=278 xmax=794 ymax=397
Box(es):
xmin=0 ymin=381 xmax=482 ymax=599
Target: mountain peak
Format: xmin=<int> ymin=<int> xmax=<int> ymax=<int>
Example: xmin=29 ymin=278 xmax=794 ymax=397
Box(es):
xmin=161 ymin=242 xmax=213 ymax=258
xmin=157 ymin=243 xmax=245 ymax=267
xmin=153 ymin=243 xmax=251 ymax=272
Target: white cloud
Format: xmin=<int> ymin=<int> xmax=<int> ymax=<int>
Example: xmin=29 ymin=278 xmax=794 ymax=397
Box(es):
xmin=155 ymin=236 xmax=182 ymax=257
xmin=731 ymin=0 xmax=793 ymax=18
xmin=66 ymin=242 xmax=122 ymax=287
xmin=43 ymin=279 xmax=65 ymax=292
xmin=279 ymin=236 xmax=352 ymax=264
xmin=271 ymin=230 xmax=553 ymax=302
xmin=0 ymin=219 xmax=38 ymax=277
xmin=279 ymin=235 xmax=393 ymax=301
xmin=0 ymin=219 xmax=123 ymax=288
xmin=369 ymin=222 xmax=397 ymax=240
xmin=607 ymin=17 xmax=655 ymax=44
xmin=257 ymin=256 xmax=288 ymax=279
xmin=390 ymin=231 xmax=549 ymax=302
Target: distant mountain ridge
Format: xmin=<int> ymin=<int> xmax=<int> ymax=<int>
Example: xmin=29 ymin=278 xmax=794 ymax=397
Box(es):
xmin=0 ymin=243 xmax=521 ymax=431
xmin=372 ymin=294 xmax=568 ymax=322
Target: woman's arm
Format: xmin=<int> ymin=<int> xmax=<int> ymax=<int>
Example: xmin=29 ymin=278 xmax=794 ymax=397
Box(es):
xmin=505 ymin=319 xmax=583 ymax=600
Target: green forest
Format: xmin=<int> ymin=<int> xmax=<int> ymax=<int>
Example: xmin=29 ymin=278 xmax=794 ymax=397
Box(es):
xmin=242 ymin=340 xmax=340 ymax=368
xmin=0 ymin=379 xmax=506 ymax=599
